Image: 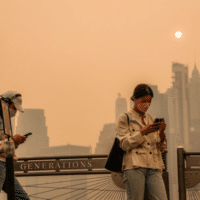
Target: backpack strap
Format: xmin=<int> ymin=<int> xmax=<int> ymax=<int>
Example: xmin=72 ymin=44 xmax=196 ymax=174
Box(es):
xmin=125 ymin=113 xmax=129 ymax=125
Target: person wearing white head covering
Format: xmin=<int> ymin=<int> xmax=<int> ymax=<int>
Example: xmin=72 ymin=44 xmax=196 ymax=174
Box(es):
xmin=0 ymin=91 xmax=30 ymax=199
xmin=1 ymin=91 xmax=24 ymax=112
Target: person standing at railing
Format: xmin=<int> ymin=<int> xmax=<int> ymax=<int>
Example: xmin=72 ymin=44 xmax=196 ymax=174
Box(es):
xmin=116 ymin=84 xmax=168 ymax=200
xmin=0 ymin=91 xmax=30 ymax=200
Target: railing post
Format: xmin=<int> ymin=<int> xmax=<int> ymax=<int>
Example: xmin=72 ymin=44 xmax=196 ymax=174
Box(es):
xmin=4 ymin=140 xmax=15 ymax=200
xmin=177 ymin=146 xmax=186 ymax=200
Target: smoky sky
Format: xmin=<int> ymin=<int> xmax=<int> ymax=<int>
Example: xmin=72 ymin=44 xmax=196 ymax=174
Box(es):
xmin=0 ymin=0 xmax=200 ymax=151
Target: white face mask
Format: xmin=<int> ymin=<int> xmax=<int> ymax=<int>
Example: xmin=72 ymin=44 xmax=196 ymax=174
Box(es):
xmin=9 ymin=108 xmax=17 ymax=118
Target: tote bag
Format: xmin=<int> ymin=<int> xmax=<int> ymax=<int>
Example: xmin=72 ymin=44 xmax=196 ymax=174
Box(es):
xmin=105 ymin=113 xmax=129 ymax=172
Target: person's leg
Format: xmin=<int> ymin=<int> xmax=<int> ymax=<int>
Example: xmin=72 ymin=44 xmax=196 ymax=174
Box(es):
xmin=3 ymin=176 xmax=30 ymax=200
xmin=146 ymin=169 xmax=168 ymax=200
xmin=0 ymin=161 xmax=6 ymax=191
xmin=123 ymin=168 xmax=146 ymax=200
xmin=13 ymin=177 xmax=30 ymax=200
xmin=2 ymin=163 xmax=30 ymax=200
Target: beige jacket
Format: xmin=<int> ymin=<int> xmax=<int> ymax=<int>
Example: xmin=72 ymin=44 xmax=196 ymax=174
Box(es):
xmin=116 ymin=109 xmax=167 ymax=174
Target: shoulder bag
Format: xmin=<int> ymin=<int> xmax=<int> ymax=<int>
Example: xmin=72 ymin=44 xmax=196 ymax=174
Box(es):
xmin=105 ymin=113 xmax=129 ymax=172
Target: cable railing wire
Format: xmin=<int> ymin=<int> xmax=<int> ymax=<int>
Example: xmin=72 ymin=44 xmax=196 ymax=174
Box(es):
xmin=19 ymin=174 xmax=126 ymax=200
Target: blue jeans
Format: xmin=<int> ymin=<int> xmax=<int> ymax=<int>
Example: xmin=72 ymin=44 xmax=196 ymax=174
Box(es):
xmin=123 ymin=168 xmax=168 ymax=200
xmin=0 ymin=161 xmax=30 ymax=200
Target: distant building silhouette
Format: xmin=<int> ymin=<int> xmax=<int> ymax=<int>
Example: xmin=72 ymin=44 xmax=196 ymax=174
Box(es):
xmin=171 ymin=62 xmax=190 ymax=150
xmin=15 ymin=109 xmax=49 ymax=157
xmin=147 ymin=85 xmax=162 ymax=117
xmin=14 ymin=109 xmax=90 ymax=200
xmin=166 ymin=62 xmax=191 ymax=200
xmin=95 ymin=94 xmax=128 ymax=154
xmin=188 ymin=63 xmax=200 ymax=151
xmin=148 ymin=84 xmax=169 ymax=144
xmin=40 ymin=144 xmax=91 ymax=156
xmin=94 ymin=123 xmax=116 ymax=154
xmin=166 ymin=87 xmax=180 ymax=200
xmin=115 ymin=93 xmax=127 ymax=123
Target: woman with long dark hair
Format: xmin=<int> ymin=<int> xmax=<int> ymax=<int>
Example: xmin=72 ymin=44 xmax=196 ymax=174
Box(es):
xmin=116 ymin=83 xmax=168 ymax=200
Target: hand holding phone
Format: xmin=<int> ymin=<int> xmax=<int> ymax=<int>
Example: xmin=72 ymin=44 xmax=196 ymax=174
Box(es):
xmin=23 ymin=133 xmax=32 ymax=138
xmin=154 ymin=118 xmax=166 ymax=133
xmin=140 ymin=123 xmax=160 ymax=136
xmin=140 ymin=118 xmax=165 ymax=136
xmin=154 ymin=118 xmax=164 ymax=123
xmin=13 ymin=134 xmax=26 ymax=145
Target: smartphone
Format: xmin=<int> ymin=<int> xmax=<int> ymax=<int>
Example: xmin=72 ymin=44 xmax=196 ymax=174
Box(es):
xmin=24 ymin=132 xmax=32 ymax=138
xmin=154 ymin=118 xmax=164 ymax=123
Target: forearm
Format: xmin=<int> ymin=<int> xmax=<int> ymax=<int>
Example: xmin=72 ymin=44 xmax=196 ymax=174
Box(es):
xmin=157 ymin=131 xmax=167 ymax=152
xmin=140 ymin=128 xmax=147 ymax=136
xmin=118 ymin=131 xmax=145 ymax=151
xmin=159 ymin=130 xmax=166 ymax=141
xmin=157 ymin=140 xmax=167 ymax=152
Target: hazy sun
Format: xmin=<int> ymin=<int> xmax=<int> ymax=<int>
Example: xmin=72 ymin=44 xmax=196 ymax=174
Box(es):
xmin=175 ymin=31 xmax=182 ymax=38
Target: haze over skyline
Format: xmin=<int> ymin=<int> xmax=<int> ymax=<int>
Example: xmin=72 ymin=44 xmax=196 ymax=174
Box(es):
xmin=1 ymin=1 xmax=200 ymax=151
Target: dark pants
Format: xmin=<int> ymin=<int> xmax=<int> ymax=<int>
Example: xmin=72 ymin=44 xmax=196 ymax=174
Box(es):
xmin=0 ymin=161 xmax=30 ymax=200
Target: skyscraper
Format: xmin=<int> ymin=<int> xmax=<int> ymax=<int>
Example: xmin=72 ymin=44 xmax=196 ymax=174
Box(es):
xmin=148 ymin=84 xmax=164 ymax=117
xmin=188 ymin=63 xmax=200 ymax=123
xmin=188 ymin=63 xmax=200 ymax=151
xmin=148 ymin=84 xmax=169 ymax=142
xmin=171 ymin=62 xmax=190 ymax=150
xmin=115 ymin=93 xmax=127 ymax=123
xmin=15 ymin=109 xmax=49 ymax=157
xmin=166 ymin=87 xmax=180 ymax=200
xmin=94 ymin=123 xmax=116 ymax=154
xmin=14 ymin=109 xmax=90 ymax=200
xmin=95 ymin=93 xmax=128 ymax=154
xmin=167 ymin=62 xmax=191 ymax=200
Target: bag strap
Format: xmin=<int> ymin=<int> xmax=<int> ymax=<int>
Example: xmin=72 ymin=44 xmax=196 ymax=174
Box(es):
xmin=125 ymin=113 xmax=129 ymax=125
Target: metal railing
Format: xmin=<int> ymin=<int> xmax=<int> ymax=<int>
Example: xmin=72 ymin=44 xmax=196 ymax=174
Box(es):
xmin=14 ymin=154 xmax=125 ymax=200
xmin=177 ymin=147 xmax=200 ymax=200
xmin=12 ymin=151 xmax=169 ymax=200
xmin=15 ymin=151 xmax=168 ymax=176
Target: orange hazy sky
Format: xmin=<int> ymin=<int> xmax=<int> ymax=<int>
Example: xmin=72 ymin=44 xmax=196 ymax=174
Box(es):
xmin=1 ymin=1 xmax=200 ymax=152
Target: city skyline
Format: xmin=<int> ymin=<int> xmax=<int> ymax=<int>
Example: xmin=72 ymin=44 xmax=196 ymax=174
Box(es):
xmin=11 ymin=61 xmax=200 ymax=153
xmin=13 ymin=61 xmax=200 ymax=156
xmin=1 ymin=1 xmax=200 ymax=199
xmin=1 ymin=62 xmax=199 ymax=199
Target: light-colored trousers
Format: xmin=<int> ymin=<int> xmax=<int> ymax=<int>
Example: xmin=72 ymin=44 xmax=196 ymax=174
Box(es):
xmin=123 ymin=167 xmax=168 ymax=200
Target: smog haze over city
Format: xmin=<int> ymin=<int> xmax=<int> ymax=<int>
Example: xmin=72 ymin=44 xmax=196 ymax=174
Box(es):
xmin=1 ymin=0 xmax=200 ymax=152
